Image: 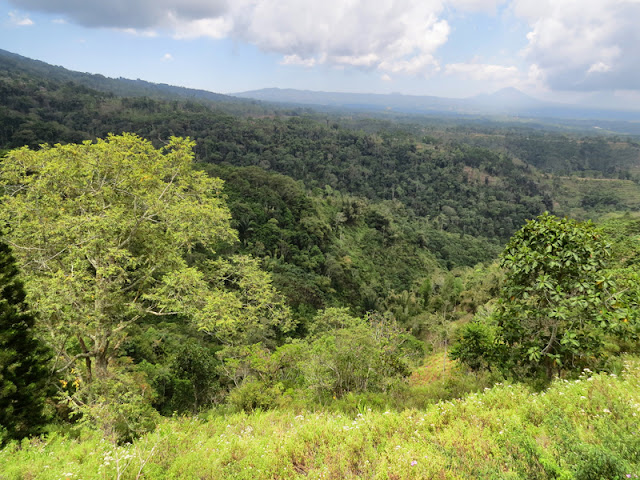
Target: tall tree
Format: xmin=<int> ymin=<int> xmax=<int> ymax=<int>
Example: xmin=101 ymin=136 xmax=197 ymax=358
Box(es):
xmin=0 ymin=241 xmax=50 ymax=441
xmin=0 ymin=134 xmax=289 ymax=384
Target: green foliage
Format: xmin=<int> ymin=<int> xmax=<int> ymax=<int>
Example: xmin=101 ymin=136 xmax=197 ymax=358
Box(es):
xmin=306 ymin=307 xmax=363 ymax=336
xmin=303 ymin=311 xmax=424 ymax=399
xmin=216 ymin=342 xmax=305 ymax=411
xmin=0 ymin=55 xmax=551 ymax=246
xmin=598 ymin=215 xmax=640 ymax=349
xmin=2 ymin=358 xmax=640 ymax=479
xmin=5 ymin=50 xmax=640 ymax=443
xmin=0 ymin=134 xmax=238 ymax=382
xmin=148 ymin=255 xmax=293 ymax=346
xmin=455 ymin=213 xmax=627 ymax=380
xmin=574 ymin=444 xmax=629 ymax=480
xmin=69 ymin=368 xmax=160 ymax=444
xmin=0 ymin=241 xmax=51 ymax=441
xmin=213 ymin=309 xmax=424 ymax=411
xmin=450 ymin=314 xmax=499 ymax=372
xmin=166 ymin=340 xmax=219 ymax=413
xmin=226 ymin=379 xmax=284 ymax=412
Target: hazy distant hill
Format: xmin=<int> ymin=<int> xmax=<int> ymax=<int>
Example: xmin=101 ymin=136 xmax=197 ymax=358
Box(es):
xmin=234 ymin=87 xmax=640 ymax=128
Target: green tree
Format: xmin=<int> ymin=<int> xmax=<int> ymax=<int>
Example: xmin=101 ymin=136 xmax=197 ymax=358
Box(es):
xmin=0 ymin=241 xmax=50 ymax=441
xmin=456 ymin=213 xmax=622 ymax=379
xmin=0 ymin=134 xmax=288 ymax=385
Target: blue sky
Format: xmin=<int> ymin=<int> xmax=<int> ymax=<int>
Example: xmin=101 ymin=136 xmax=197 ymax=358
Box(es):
xmin=2 ymin=0 xmax=640 ymax=108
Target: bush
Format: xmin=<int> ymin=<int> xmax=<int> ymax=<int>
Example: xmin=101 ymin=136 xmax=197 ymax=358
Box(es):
xmin=70 ymin=370 xmax=160 ymax=444
xmin=227 ymin=379 xmax=284 ymax=412
xmin=575 ymin=445 xmax=628 ymax=480
xmin=303 ymin=311 xmax=424 ymax=399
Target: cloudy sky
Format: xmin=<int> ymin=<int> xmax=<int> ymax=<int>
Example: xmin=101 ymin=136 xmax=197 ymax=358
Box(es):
xmin=2 ymin=0 xmax=640 ymax=107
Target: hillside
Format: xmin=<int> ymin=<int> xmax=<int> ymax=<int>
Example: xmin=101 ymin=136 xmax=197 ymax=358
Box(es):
xmin=1 ymin=50 xmax=640 ymax=467
xmin=3 ymin=48 xmax=640 ymax=316
xmin=0 ymin=48 xmax=270 ymax=115
xmin=0 ymin=48 xmax=232 ymax=103
xmin=1 ymin=359 xmax=639 ymax=479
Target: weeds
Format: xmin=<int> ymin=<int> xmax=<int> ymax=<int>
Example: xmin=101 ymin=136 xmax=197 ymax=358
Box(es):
xmin=1 ymin=357 xmax=639 ymax=479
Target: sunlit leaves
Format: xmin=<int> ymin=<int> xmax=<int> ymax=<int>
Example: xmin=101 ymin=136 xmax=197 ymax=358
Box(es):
xmin=0 ymin=134 xmax=272 ymax=382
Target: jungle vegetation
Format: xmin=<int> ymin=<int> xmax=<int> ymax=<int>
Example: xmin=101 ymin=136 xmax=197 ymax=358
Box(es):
xmin=1 ymin=50 xmax=639 ymax=478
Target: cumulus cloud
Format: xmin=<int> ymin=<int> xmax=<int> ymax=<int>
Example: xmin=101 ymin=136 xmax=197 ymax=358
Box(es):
xmin=8 ymin=0 xmax=454 ymax=75
xmin=280 ymin=55 xmax=320 ymax=67
xmin=511 ymin=0 xmax=640 ymax=91
xmin=12 ymin=0 xmax=640 ymax=90
xmin=220 ymin=0 xmax=450 ymax=75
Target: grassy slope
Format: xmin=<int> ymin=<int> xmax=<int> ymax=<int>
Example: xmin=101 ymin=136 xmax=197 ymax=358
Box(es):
xmin=541 ymin=175 xmax=640 ymax=220
xmin=2 ymin=359 xmax=639 ymax=479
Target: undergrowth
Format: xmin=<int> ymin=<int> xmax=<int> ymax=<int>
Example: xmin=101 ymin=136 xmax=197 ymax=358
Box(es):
xmin=1 ymin=357 xmax=639 ymax=479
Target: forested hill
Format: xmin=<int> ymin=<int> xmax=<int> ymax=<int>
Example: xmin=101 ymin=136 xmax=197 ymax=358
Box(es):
xmin=3 ymin=48 xmax=640 ymax=316
xmin=0 ymin=49 xmax=549 ymax=239
xmin=0 ymin=48 xmax=269 ymax=113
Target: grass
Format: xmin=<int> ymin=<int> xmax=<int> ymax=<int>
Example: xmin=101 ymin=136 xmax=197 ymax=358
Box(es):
xmin=2 ymin=357 xmax=639 ymax=479
xmin=541 ymin=175 xmax=640 ymax=220
xmin=410 ymin=351 xmax=458 ymax=385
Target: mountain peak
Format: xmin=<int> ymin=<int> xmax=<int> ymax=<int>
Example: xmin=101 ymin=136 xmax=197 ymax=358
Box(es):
xmin=471 ymin=87 xmax=542 ymax=108
xmin=491 ymin=87 xmax=534 ymax=101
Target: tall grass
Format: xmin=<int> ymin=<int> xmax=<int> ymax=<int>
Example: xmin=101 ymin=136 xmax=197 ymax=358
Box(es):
xmin=2 ymin=358 xmax=639 ymax=479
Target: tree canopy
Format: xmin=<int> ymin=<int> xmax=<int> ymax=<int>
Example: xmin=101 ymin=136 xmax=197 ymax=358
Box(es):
xmin=0 ymin=134 xmax=288 ymax=385
xmin=452 ymin=213 xmax=626 ymax=380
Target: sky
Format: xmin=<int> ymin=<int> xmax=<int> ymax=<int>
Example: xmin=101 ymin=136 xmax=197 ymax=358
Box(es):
xmin=2 ymin=0 xmax=640 ymax=108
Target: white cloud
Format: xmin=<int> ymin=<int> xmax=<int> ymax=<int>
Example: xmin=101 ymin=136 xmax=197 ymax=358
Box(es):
xmin=171 ymin=15 xmax=233 ymax=39
xmin=280 ymin=55 xmax=319 ymax=67
xmin=12 ymin=0 xmax=640 ymax=92
xmin=8 ymin=0 xmax=454 ymax=76
xmin=119 ymin=27 xmax=158 ymax=37
xmin=511 ymin=0 xmax=640 ymax=91
xmin=223 ymin=0 xmax=450 ymax=75
xmin=162 ymin=53 xmax=174 ymax=62
xmin=447 ymin=0 xmax=507 ymax=12
xmin=587 ymin=62 xmax=611 ymax=74
xmin=8 ymin=10 xmax=33 ymax=26
xmin=445 ymin=61 xmax=519 ymax=82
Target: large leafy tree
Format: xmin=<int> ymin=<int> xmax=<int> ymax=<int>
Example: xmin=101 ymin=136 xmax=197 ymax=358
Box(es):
xmin=0 ymin=241 xmax=50 ymax=441
xmin=0 ymin=134 xmax=289 ymax=384
xmin=453 ymin=213 xmax=624 ymax=379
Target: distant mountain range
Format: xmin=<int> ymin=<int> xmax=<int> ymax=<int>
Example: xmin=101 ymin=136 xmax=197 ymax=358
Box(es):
xmin=233 ymin=87 xmax=640 ymax=124
xmin=1 ymin=48 xmax=638 ymax=133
